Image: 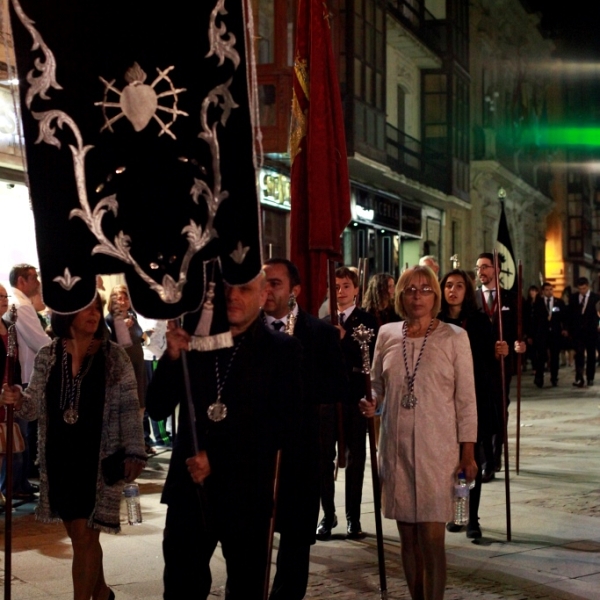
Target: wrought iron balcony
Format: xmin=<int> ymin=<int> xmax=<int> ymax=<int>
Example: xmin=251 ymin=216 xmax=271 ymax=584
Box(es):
xmin=386 ymin=123 xmax=449 ymax=192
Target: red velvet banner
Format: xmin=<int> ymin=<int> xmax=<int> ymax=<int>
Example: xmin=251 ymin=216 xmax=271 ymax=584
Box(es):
xmin=290 ymin=0 xmax=351 ymax=316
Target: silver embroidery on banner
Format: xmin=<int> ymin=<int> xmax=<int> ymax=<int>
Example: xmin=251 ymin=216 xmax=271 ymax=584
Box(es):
xmin=95 ymin=62 xmax=189 ymax=139
xmin=207 ymin=0 xmax=240 ymax=69
xmin=53 ymin=268 xmax=81 ymax=290
xmin=230 ymin=241 xmax=250 ymax=264
xmin=11 ymin=0 xmax=253 ymax=303
xmin=9 ymin=0 xmax=62 ymax=109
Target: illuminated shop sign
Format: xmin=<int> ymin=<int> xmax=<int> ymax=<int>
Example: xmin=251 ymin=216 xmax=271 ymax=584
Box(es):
xmin=352 ymin=187 xmax=400 ymax=229
xmin=355 ymin=205 xmax=374 ymax=221
xmin=259 ymin=168 xmax=291 ymax=210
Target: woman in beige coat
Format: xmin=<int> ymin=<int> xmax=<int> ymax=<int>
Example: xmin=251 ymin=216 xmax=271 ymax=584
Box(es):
xmin=361 ymin=266 xmax=477 ymax=600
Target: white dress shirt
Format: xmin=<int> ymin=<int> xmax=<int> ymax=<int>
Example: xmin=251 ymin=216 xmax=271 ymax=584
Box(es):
xmin=11 ymin=287 xmax=51 ymax=384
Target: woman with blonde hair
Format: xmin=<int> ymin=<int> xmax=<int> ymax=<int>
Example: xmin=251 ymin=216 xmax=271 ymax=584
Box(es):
xmin=361 ymin=266 xmax=477 ymax=600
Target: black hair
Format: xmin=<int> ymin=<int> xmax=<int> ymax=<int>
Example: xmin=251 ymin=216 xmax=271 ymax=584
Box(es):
xmin=263 ymin=258 xmax=301 ymax=287
xmin=50 ymin=295 xmax=106 ymax=340
xmin=439 ymin=269 xmax=478 ymax=318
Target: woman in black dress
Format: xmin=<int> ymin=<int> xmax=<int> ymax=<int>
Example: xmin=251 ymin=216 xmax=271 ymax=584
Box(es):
xmin=1 ymin=296 xmax=145 ymax=600
xmin=439 ymin=269 xmax=504 ymax=539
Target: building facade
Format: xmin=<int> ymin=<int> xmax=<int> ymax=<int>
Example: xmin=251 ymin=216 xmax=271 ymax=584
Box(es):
xmin=254 ymin=0 xmax=565 ymax=288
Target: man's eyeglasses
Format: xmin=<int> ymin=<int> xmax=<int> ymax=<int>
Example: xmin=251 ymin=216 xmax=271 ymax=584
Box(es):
xmin=403 ymin=286 xmax=434 ymax=297
xmin=0 ymin=294 xmax=10 ymax=299
xmin=474 ymin=264 xmax=493 ymax=272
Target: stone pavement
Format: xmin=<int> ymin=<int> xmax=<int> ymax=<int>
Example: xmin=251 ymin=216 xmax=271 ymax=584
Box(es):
xmin=2 ymin=368 xmax=600 ymax=599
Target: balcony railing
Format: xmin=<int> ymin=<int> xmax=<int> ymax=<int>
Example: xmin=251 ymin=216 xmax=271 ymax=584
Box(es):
xmin=386 ymin=0 xmax=443 ymax=54
xmin=386 ymin=123 xmax=449 ymax=192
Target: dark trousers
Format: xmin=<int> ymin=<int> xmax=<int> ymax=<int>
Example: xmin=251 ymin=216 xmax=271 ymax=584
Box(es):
xmin=574 ymin=336 xmax=597 ymax=382
xmin=163 ymin=492 xmax=270 ymax=600
xmin=469 ymin=442 xmax=484 ymax=526
xmin=269 ymin=534 xmax=311 ymax=600
xmin=318 ymin=404 xmax=337 ymax=518
xmin=318 ymin=402 xmax=367 ymax=522
xmin=534 ymin=339 xmax=560 ymax=384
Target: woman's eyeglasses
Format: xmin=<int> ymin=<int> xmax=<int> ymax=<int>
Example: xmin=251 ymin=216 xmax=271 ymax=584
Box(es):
xmin=402 ymin=286 xmax=434 ymax=297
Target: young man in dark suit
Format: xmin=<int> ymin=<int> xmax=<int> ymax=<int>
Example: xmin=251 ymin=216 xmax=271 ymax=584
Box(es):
xmin=320 ymin=266 xmax=378 ymax=540
xmin=532 ymin=282 xmax=567 ymax=388
xmin=568 ymin=276 xmax=600 ymax=387
xmin=147 ymin=274 xmax=303 ymax=600
xmin=262 ymin=258 xmax=347 ymax=600
xmin=474 ymin=253 xmax=525 ymax=482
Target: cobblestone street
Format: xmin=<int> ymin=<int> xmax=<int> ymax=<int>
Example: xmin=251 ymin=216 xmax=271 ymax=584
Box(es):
xmin=2 ymin=372 xmax=600 ymax=599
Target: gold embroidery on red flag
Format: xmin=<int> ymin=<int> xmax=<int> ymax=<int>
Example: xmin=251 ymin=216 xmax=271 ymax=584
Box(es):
xmin=290 ymin=58 xmax=309 ymax=163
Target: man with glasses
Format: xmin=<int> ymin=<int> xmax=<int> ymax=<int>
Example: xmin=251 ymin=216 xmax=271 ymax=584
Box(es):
xmin=2 ymin=264 xmax=51 ymax=500
xmin=474 ymin=253 xmax=524 ymax=482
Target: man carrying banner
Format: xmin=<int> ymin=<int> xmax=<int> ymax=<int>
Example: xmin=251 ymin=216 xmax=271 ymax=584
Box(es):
xmin=146 ymin=274 xmax=303 ymax=600
xmin=475 ymin=253 xmax=525 ymax=482
xmin=262 ymin=258 xmax=347 ymax=600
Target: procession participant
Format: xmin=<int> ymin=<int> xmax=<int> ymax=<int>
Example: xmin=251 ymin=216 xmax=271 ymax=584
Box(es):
xmin=439 ymin=269 xmax=502 ymax=539
xmin=360 ymin=266 xmax=477 ymax=600
xmin=474 ymin=253 xmax=525 ymax=482
xmin=146 ymin=273 xmax=303 ymax=600
xmin=532 ymin=282 xmax=567 ymax=388
xmin=1 ymin=295 xmax=146 ymax=600
xmin=362 ymin=273 xmax=401 ymax=327
xmin=1 ymin=264 xmax=50 ymax=500
xmin=418 ymin=255 xmax=440 ymax=278
xmin=320 ymin=266 xmax=378 ymax=540
xmin=568 ymin=277 xmax=600 ymax=387
xmin=262 ymin=258 xmax=347 ymax=600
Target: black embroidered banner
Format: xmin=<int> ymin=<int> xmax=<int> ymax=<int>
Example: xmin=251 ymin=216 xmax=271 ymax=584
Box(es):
xmin=9 ymin=0 xmax=262 ymax=332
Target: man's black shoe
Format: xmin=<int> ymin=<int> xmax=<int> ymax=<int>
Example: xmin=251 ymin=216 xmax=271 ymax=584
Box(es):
xmin=346 ymin=520 xmax=365 ymax=539
xmin=466 ymin=523 xmax=482 ymax=539
xmin=573 ymin=380 xmax=585 ymax=388
xmin=446 ymin=522 xmax=463 ymax=533
xmin=588 ymin=380 xmax=594 ymax=386
xmin=534 ymin=379 xmax=543 ymax=388
xmin=481 ymin=469 xmax=495 ymax=483
xmin=316 ymin=515 xmax=337 ymax=540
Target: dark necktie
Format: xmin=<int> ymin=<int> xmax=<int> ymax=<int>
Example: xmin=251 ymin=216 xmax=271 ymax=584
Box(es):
xmin=486 ymin=290 xmax=494 ymax=310
xmin=273 ymin=320 xmax=284 ymax=331
xmin=339 ymin=313 xmax=345 ymax=325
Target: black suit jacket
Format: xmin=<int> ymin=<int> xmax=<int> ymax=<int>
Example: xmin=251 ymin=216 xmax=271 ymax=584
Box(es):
xmin=532 ymin=296 xmax=567 ymax=346
xmin=146 ymin=318 xmax=303 ymax=528
xmin=272 ymin=308 xmax=348 ymax=542
xmin=323 ymin=307 xmax=379 ymax=403
xmin=476 ymin=287 xmax=519 ymax=347
xmin=569 ymin=291 xmax=600 ymax=342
